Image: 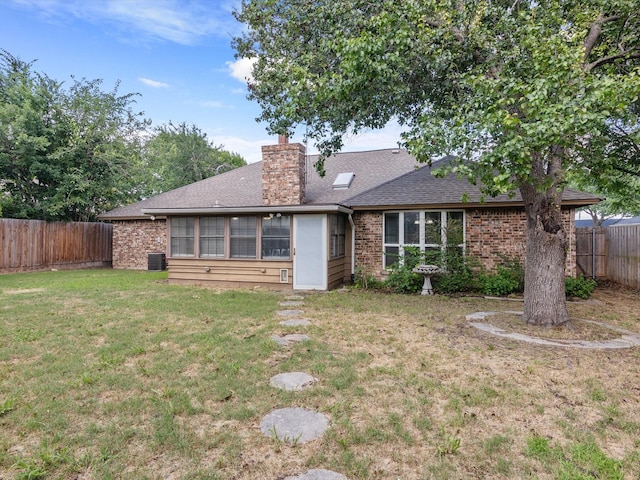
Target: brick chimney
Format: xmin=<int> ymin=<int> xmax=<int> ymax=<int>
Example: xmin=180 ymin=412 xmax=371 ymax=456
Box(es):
xmin=262 ymin=137 xmax=306 ymax=206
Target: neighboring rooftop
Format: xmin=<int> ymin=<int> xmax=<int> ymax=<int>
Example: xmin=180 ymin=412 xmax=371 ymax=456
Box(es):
xmin=575 ymin=216 xmax=640 ymax=228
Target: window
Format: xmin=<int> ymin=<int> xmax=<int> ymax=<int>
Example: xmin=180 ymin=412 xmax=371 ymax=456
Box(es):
xmin=200 ymin=217 xmax=225 ymax=257
xmin=262 ymin=215 xmax=290 ymax=259
xmin=330 ymin=214 xmax=346 ymax=258
xmin=170 ymin=217 xmax=195 ymax=256
xmin=230 ymin=217 xmax=257 ymax=258
xmin=384 ymin=212 xmax=400 ymax=268
xmin=383 ymin=211 xmax=465 ymax=268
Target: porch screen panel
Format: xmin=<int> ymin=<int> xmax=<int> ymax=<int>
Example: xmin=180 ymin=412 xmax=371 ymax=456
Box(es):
xmin=170 ymin=217 xmax=195 ymax=256
xmin=330 ymin=214 xmax=346 ymax=258
xmin=200 ymin=217 xmax=225 ymax=257
xmin=230 ymin=217 xmax=257 ymax=258
xmin=262 ymin=216 xmax=291 ymax=259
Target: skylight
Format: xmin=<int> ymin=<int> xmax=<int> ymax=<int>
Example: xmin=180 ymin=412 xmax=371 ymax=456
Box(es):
xmin=333 ymin=172 xmax=355 ymax=189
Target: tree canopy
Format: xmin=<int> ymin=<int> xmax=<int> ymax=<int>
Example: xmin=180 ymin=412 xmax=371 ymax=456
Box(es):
xmin=0 ymin=50 xmax=247 ymax=221
xmin=0 ymin=49 xmax=150 ymax=221
xmin=234 ymin=0 xmax=640 ymax=325
xmin=144 ymin=121 xmax=246 ymax=195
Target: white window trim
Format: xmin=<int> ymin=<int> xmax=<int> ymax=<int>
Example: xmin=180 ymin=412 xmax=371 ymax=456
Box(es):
xmin=382 ymin=210 xmax=465 ymax=269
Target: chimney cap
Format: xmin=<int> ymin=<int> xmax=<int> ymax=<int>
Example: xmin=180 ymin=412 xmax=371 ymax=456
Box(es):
xmin=278 ymin=134 xmax=288 ymax=144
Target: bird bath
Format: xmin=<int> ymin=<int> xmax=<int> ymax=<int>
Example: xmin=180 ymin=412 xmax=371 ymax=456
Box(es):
xmin=412 ymin=264 xmax=441 ymax=295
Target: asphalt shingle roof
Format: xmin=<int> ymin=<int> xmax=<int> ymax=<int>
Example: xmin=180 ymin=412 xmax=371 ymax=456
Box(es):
xmin=99 ymin=148 xmax=599 ymax=219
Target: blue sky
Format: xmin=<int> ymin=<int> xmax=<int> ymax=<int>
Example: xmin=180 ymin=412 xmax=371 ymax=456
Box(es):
xmin=0 ymin=0 xmax=404 ymax=163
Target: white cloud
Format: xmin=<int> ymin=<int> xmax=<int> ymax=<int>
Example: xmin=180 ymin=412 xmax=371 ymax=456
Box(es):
xmin=138 ymin=77 xmax=169 ymax=88
xmin=214 ymin=135 xmax=271 ymax=164
xmin=10 ymin=0 xmax=243 ymax=45
xmin=227 ymin=57 xmax=256 ymax=84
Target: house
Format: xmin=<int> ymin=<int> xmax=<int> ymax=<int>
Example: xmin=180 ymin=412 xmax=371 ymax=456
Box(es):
xmin=99 ymin=137 xmax=599 ymax=290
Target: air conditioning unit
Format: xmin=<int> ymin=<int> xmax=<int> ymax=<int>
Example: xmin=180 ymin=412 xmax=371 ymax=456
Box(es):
xmin=148 ymin=253 xmax=166 ymax=271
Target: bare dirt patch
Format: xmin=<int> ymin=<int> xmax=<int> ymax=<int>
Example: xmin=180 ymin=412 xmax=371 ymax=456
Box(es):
xmin=2 ymin=288 xmax=45 ymax=295
xmin=484 ymin=312 xmax=625 ymax=341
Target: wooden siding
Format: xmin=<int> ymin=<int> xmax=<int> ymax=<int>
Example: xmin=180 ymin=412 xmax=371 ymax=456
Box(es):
xmin=168 ymin=257 xmax=293 ymax=288
xmin=328 ymin=256 xmax=349 ymax=290
xmin=0 ymin=219 xmax=112 ymax=272
xmin=606 ymin=224 xmax=640 ymax=289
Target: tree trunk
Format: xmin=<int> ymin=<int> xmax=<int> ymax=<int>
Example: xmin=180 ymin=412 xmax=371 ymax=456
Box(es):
xmin=520 ymin=181 xmax=570 ymax=327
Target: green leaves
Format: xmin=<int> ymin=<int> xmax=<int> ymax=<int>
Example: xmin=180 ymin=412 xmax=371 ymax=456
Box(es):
xmin=143 ymin=122 xmax=246 ymax=195
xmin=0 ymin=50 xmax=150 ymax=221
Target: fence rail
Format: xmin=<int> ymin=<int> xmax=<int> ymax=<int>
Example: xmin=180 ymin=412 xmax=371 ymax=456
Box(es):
xmin=576 ymin=225 xmax=640 ymax=289
xmin=0 ymin=219 xmax=112 ymax=273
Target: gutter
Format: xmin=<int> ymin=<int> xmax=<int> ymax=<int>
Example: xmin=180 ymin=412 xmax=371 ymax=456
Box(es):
xmin=142 ymin=204 xmax=354 ymax=216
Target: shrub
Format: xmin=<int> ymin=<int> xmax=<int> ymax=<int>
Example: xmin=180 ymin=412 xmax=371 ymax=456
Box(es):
xmin=353 ymin=268 xmax=384 ymax=290
xmin=565 ymin=276 xmax=597 ymax=299
xmin=479 ymin=256 xmax=525 ymax=296
xmin=384 ymin=247 xmax=423 ymax=293
xmin=480 ymin=273 xmax=521 ymax=296
xmin=434 ymin=270 xmax=479 ymax=293
xmin=385 ymin=265 xmax=423 ymax=293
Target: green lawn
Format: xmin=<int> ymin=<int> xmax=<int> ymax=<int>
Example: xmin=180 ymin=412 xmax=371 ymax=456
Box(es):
xmin=1 ymin=270 xmax=639 ymax=479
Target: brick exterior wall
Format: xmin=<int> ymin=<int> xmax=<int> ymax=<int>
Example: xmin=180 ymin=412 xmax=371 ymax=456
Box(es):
xmin=112 ymin=219 xmax=167 ymax=270
xmin=353 ymin=208 xmax=577 ymax=279
xmin=261 ymin=143 xmax=306 ymax=206
xmin=353 ymin=212 xmax=384 ymax=277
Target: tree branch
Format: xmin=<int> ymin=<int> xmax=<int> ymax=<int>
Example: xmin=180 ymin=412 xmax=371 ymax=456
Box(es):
xmin=583 ymin=14 xmax=621 ymax=63
xmin=585 ymin=48 xmax=640 ymax=72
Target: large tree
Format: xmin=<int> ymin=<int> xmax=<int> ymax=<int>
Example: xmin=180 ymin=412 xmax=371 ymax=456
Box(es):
xmin=0 ymin=50 xmax=149 ymax=222
xmin=234 ymin=0 xmax=640 ymax=326
xmin=143 ymin=121 xmax=246 ymax=195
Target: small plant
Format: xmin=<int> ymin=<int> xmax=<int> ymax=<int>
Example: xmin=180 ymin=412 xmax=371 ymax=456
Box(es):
xmin=353 ymin=267 xmax=384 ymax=290
xmin=436 ymin=428 xmax=461 ymax=457
xmin=0 ymin=398 xmax=16 ymax=416
xmin=565 ymin=276 xmax=597 ymax=299
xmin=267 ymin=425 xmax=302 ymax=447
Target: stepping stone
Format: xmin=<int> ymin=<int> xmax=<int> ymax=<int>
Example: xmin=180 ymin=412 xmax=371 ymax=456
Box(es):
xmin=279 ymin=319 xmax=312 ymax=327
xmin=284 ymin=470 xmax=347 ymax=480
xmin=278 ymin=309 xmax=305 ymax=317
xmin=260 ymin=407 xmax=329 ymax=444
xmin=271 ymin=334 xmax=311 ymax=347
xmin=270 ymin=372 xmax=318 ymax=391
xmin=280 ymin=301 xmax=305 ymax=307
xmin=284 ymin=295 xmax=305 ymax=301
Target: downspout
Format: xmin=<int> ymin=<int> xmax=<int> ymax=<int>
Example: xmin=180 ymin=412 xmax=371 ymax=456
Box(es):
xmin=348 ymin=213 xmax=355 ymax=282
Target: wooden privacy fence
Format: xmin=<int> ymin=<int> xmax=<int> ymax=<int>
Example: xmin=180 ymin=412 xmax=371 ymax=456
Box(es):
xmin=576 ymin=225 xmax=640 ymax=289
xmin=0 ymin=219 xmax=112 ymax=273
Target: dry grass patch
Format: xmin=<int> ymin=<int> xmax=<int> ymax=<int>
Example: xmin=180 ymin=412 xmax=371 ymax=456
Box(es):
xmin=1 ymin=271 xmax=639 ymax=479
xmin=486 ymin=312 xmax=624 ymax=341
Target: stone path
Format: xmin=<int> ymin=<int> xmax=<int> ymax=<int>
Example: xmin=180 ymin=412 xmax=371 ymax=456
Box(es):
xmin=271 ymin=333 xmax=311 ymax=347
xmin=270 ymin=372 xmax=318 ymax=391
xmin=280 ymin=319 xmax=312 ymax=327
xmin=262 ymin=295 xmax=347 ymax=479
xmin=284 ymin=469 xmax=347 ymax=480
xmin=467 ymin=311 xmax=640 ymax=349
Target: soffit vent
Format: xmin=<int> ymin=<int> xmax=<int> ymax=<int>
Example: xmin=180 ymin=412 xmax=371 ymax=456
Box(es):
xmin=333 ymin=172 xmax=355 ymax=189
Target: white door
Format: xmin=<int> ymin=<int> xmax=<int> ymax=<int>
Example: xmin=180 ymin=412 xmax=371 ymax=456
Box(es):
xmin=293 ymin=215 xmax=327 ymax=290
